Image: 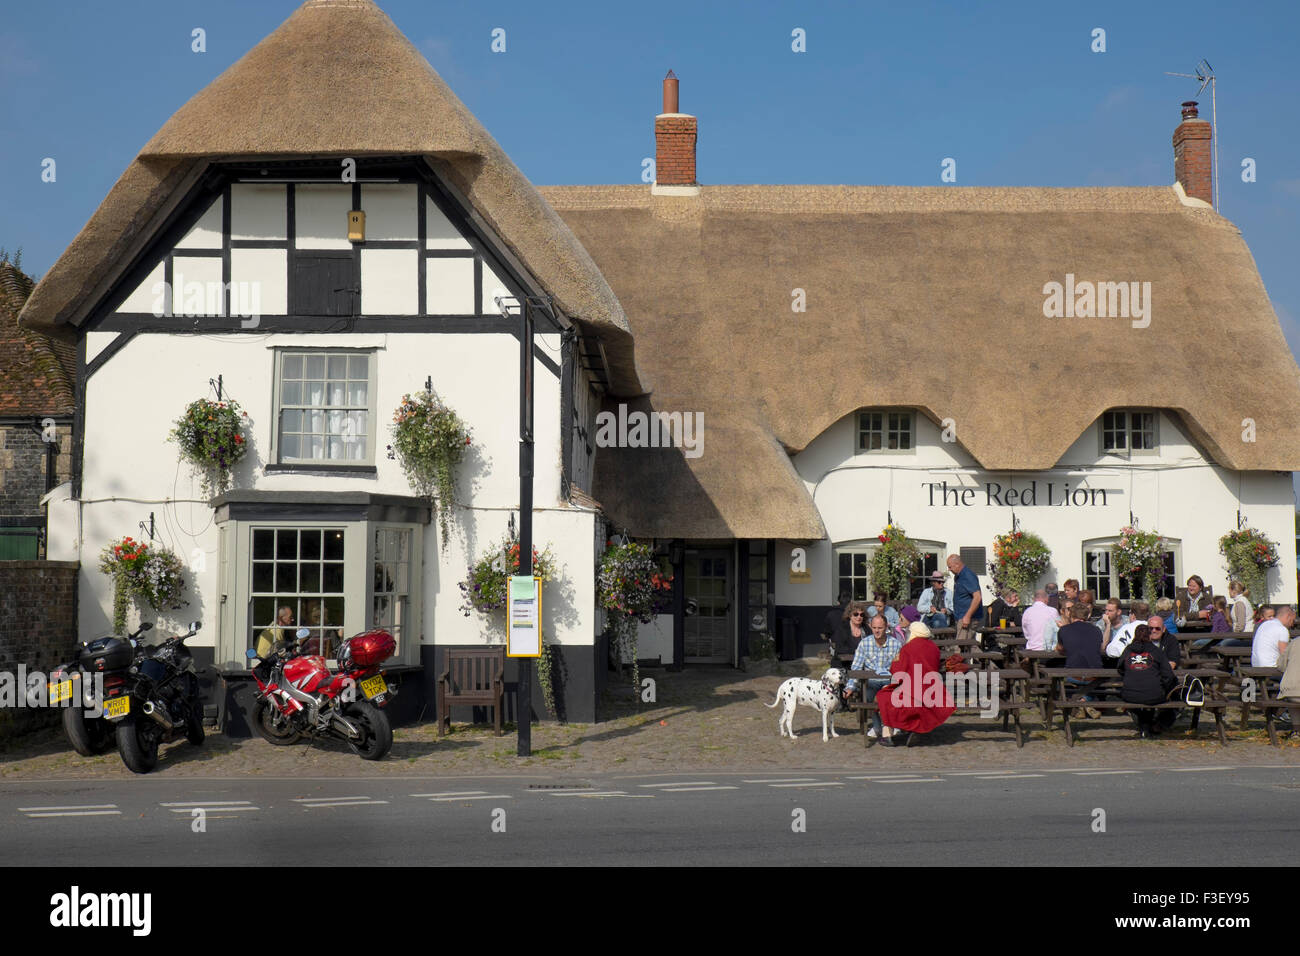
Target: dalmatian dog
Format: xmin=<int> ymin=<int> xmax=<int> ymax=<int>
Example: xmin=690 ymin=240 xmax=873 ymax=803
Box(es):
xmin=765 ymin=668 xmax=846 ymax=742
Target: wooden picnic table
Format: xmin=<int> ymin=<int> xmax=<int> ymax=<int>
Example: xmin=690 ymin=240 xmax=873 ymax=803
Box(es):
xmin=845 ymin=666 xmax=1034 ymax=747
xmin=1041 ymin=667 xmax=1231 ymax=746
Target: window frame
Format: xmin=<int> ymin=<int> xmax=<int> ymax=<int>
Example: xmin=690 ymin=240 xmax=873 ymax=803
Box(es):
xmin=833 ymin=538 xmax=944 ymax=603
xmin=1099 ymin=410 xmax=1160 ymax=458
xmin=1082 ymin=537 xmax=1181 ymax=603
xmin=271 ymin=348 xmax=377 ymax=467
xmin=855 ymin=410 xmax=915 ymax=455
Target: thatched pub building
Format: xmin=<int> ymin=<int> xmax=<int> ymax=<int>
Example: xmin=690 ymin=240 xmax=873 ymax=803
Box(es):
xmin=19 ymin=0 xmax=1300 ymax=726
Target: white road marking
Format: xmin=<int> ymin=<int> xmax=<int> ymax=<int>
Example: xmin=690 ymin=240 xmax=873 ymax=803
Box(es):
xmin=533 ymin=790 xmax=654 ymax=799
xmin=1073 ymin=770 xmax=1142 ymax=776
xmin=872 ymin=778 xmax=942 ymax=784
xmin=638 ymin=782 xmax=717 ymax=788
xmin=169 ymin=807 xmax=260 ymax=813
xmin=424 ymin=795 xmax=512 ymax=802
xmin=1167 ymin=767 xmax=1234 ymax=772
xmin=742 ymin=778 xmax=818 ymax=783
xmin=766 ymin=782 xmax=845 ymax=788
xmin=300 ymin=800 xmax=389 ymax=808
xmin=160 ymin=801 xmax=253 ymax=807
xmin=973 ymin=774 xmax=1046 ymax=780
xmin=23 ymin=810 xmax=122 ymax=817
xmin=655 ymin=786 xmax=739 ymax=792
xmin=293 ymin=796 xmax=375 ymax=803
xmin=18 ymin=804 xmax=117 ymax=811
xmin=846 ymin=775 xmax=929 ymax=781
xmin=411 ymin=791 xmax=492 ymax=798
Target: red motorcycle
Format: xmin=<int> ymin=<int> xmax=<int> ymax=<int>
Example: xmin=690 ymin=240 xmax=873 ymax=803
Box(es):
xmin=246 ymin=627 xmax=396 ymax=760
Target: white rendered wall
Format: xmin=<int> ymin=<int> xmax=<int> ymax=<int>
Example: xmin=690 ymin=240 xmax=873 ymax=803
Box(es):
xmin=58 ymin=330 xmax=594 ymax=654
xmin=775 ymin=411 xmax=1297 ymax=609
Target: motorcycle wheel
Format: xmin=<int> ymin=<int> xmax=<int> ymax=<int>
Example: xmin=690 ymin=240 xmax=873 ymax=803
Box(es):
xmin=62 ymin=705 xmax=114 ymax=757
xmin=253 ymin=700 xmax=302 ymax=746
xmin=186 ymin=701 xmax=205 ymax=746
xmin=343 ymin=701 xmax=392 ymax=760
xmin=115 ymin=713 xmax=160 ymax=774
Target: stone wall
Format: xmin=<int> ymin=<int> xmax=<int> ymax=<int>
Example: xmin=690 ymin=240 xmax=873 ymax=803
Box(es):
xmin=0 ymin=423 xmax=72 ymax=518
xmin=0 ymin=560 xmax=79 ymax=739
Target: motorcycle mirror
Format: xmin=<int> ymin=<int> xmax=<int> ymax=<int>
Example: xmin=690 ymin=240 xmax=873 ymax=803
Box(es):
xmin=245 ymin=648 xmax=259 ymax=660
xmin=191 ymin=621 xmax=202 ymax=632
xmin=296 ymin=627 xmax=311 ymax=640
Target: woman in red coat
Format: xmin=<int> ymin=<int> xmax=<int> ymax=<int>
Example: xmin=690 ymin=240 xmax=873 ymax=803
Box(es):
xmin=876 ymin=620 xmax=956 ymax=746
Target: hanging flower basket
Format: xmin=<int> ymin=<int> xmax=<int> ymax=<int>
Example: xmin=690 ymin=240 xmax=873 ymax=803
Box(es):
xmin=169 ymin=398 xmax=249 ymax=498
xmin=1219 ymin=526 xmax=1279 ymax=603
xmin=390 ymin=390 xmax=470 ymax=548
xmin=989 ymin=529 xmax=1051 ymax=598
xmin=1114 ymin=525 xmax=1166 ymax=601
xmin=869 ymin=524 xmax=920 ymax=602
xmin=596 ymin=540 xmax=673 ymax=695
xmin=97 ymin=536 xmax=188 ymax=634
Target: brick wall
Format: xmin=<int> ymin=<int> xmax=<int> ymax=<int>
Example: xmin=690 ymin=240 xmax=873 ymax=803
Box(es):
xmin=0 ymin=423 xmax=71 ymax=517
xmin=655 ymin=115 xmax=698 ymax=185
xmin=0 ymin=560 xmax=79 ymax=738
xmin=1173 ymin=117 xmax=1212 ymax=205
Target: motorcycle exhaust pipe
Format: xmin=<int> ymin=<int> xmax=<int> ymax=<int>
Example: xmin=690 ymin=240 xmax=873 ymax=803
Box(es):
xmin=142 ymin=699 xmax=175 ymax=732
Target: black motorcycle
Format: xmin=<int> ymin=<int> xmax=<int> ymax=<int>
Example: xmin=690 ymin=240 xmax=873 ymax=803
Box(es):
xmin=49 ymin=623 xmax=153 ymax=757
xmin=114 ymin=621 xmax=206 ymax=774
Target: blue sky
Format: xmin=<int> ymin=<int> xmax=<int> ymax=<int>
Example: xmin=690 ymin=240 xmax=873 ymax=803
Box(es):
xmin=3 ymin=3 xmax=1298 ymax=465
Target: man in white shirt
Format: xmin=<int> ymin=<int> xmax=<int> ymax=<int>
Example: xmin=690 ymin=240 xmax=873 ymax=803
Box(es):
xmin=1252 ymin=605 xmax=1294 ymax=668
xmin=1021 ymin=590 xmax=1058 ymax=651
xmin=1105 ymin=600 xmax=1150 ymax=659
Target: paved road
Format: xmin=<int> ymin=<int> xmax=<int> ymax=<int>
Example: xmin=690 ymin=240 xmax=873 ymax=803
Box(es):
xmin=3 ymin=765 xmax=1297 ymax=865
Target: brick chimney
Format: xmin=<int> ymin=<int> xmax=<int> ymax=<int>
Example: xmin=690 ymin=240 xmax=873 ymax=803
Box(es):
xmin=654 ymin=71 xmax=699 ymax=194
xmin=1173 ymin=100 xmax=1213 ymax=206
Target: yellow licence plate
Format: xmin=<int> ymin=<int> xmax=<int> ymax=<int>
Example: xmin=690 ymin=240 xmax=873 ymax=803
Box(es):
xmin=360 ymin=674 xmax=387 ymax=699
xmin=49 ymin=680 xmax=74 ymax=704
xmin=103 ymin=696 xmax=130 ymax=719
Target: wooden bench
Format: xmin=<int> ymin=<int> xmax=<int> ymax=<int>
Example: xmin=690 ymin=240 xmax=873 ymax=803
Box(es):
xmin=846 ymin=667 xmax=1033 ymax=748
xmin=438 ymin=647 xmax=505 ymax=737
xmin=1042 ymin=667 xmax=1230 ymax=746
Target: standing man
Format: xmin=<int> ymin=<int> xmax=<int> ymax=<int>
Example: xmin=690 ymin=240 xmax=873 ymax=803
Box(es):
xmin=948 ymin=554 xmax=982 ymax=646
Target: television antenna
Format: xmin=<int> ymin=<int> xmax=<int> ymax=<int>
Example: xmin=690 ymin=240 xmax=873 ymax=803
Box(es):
xmin=1165 ymin=59 xmax=1219 ymax=211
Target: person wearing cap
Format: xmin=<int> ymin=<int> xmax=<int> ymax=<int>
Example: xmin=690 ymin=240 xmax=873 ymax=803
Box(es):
xmin=917 ymin=571 xmax=952 ymax=629
xmin=875 ymin=620 xmax=956 ymax=747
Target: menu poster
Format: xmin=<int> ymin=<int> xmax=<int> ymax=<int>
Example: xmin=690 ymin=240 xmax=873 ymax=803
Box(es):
xmin=507 ymin=575 xmax=542 ymax=658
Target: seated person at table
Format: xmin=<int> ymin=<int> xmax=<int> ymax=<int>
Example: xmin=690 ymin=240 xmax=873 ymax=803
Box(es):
xmin=1077 ymin=589 xmax=1097 ymax=619
xmin=1118 ymin=624 xmax=1177 ymax=739
xmin=876 ymin=621 xmax=955 ymax=747
xmin=1056 ymin=602 xmax=1105 ymax=708
xmin=866 ymin=592 xmax=900 ymax=629
xmin=1276 ymin=641 xmax=1299 ymax=736
xmin=1154 ymin=597 xmax=1180 ymax=635
xmin=1062 ymin=579 xmax=1080 ymax=603
xmin=916 ymin=571 xmax=952 ymax=628
xmin=1045 ymin=582 xmax=1061 ymax=609
xmin=256 ymin=605 xmax=295 ymax=659
xmin=1105 ymin=600 xmax=1149 ymax=659
xmin=1098 ymin=598 xmax=1127 ymax=650
xmin=1209 ymin=596 xmax=1233 ymax=634
xmin=845 ymin=612 xmax=904 ymax=739
xmin=987 ymin=589 xmax=1022 ymax=628
xmin=822 ymin=590 xmax=852 ymax=647
xmin=829 ymin=601 xmax=870 ymax=659
xmin=897 ymin=604 xmax=921 ymax=641
xmin=1022 ymin=589 xmax=1058 ymax=651
xmin=1229 ymin=580 xmax=1254 ymax=634
xmin=1043 ymin=599 xmax=1074 ymax=655
xmin=1176 ymin=575 xmax=1213 ymax=622
xmin=1144 ymin=616 xmax=1181 ymax=668
xmin=1251 ymin=605 xmax=1294 ymax=668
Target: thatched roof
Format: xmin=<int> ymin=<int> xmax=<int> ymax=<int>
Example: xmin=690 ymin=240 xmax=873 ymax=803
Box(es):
xmin=541 ymin=184 xmax=1300 ymax=539
xmin=0 ymin=262 xmax=74 ymax=416
xmin=18 ymin=0 xmax=639 ymax=394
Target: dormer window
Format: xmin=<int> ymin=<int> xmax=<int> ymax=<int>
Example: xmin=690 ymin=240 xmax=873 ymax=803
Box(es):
xmin=1101 ymin=410 xmax=1157 ymax=456
xmin=857 ymin=410 xmax=913 ymax=453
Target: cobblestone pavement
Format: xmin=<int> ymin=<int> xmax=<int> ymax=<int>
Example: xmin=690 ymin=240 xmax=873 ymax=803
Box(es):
xmin=2 ymin=659 xmax=1296 ymax=779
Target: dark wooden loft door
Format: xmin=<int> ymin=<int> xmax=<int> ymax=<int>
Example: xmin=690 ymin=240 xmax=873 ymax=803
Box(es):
xmin=294 ymin=252 xmax=357 ymax=317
